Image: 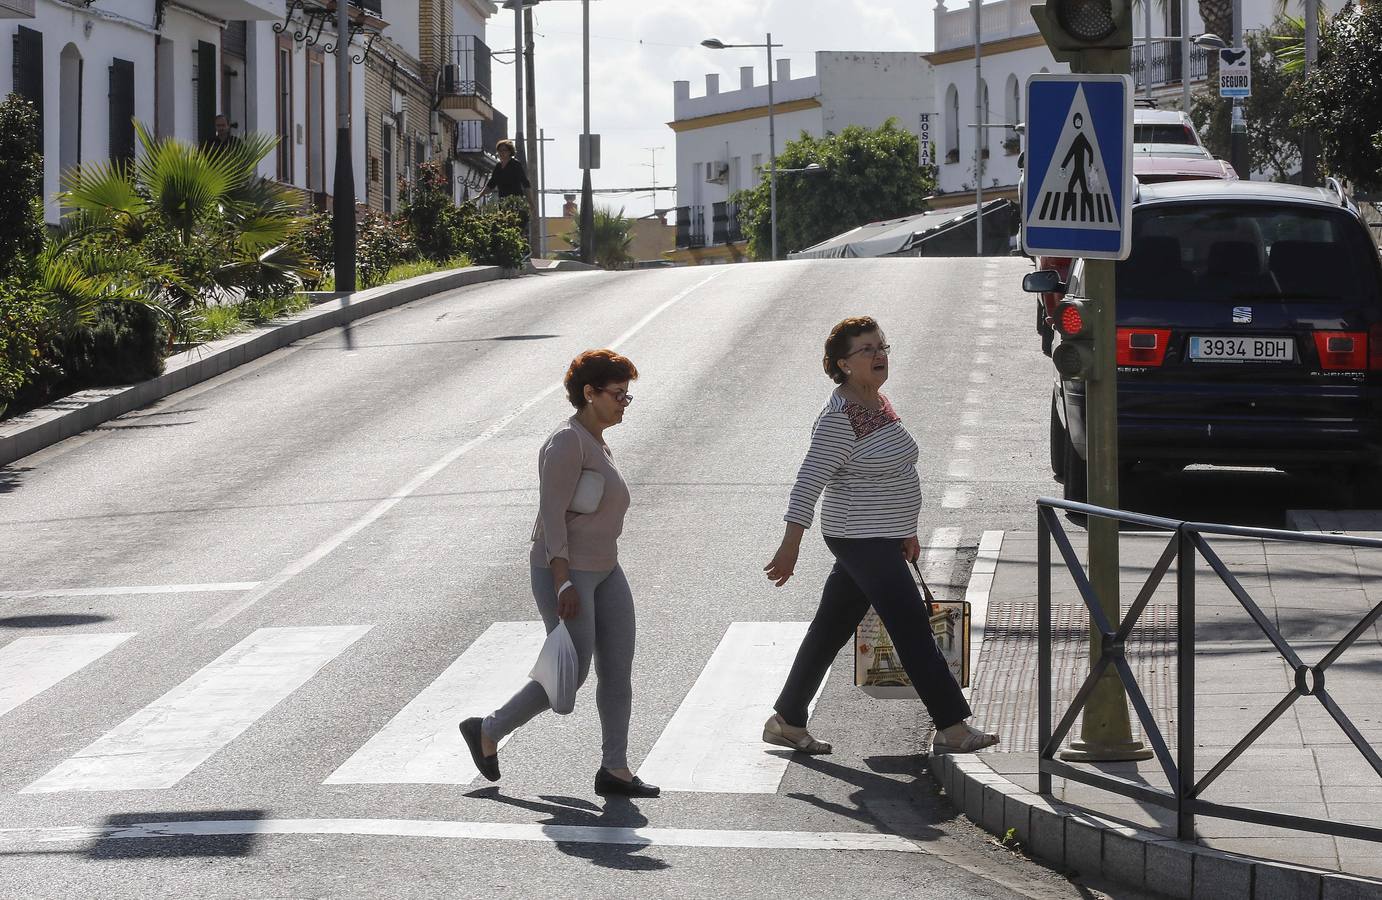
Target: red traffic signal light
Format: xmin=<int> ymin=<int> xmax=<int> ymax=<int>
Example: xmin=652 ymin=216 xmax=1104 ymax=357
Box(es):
xmin=1052 ymin=298 xmax=1096 ymax=379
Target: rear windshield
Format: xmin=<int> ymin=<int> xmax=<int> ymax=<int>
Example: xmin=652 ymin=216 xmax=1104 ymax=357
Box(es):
xmin=1117 ymin=203 xmax=1382 ymax=305
xmin=1134 ymin=123 xmax=1196 ymax=144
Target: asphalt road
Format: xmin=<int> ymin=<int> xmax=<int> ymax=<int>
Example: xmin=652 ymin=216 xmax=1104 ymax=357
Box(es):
xmin=0 ymin=256 xmax=1293 ymax=899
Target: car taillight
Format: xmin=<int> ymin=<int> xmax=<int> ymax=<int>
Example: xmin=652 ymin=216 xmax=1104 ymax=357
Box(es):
xmin=1117 ymin=328 xmax=1171 ymax=367
xmin=1314 ymin=331 xmax=1368 ymax=371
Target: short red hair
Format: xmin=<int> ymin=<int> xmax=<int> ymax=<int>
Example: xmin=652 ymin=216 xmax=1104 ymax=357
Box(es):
xmin=564 ymin=349 xmax=638 ymax=409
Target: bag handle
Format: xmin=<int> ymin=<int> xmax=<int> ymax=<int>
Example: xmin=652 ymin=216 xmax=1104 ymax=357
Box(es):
xmin=909 ymin=559 xmax=936 ymax=615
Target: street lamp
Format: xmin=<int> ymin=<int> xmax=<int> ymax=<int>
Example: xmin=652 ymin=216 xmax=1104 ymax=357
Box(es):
xmin=702 ymin=34 xmax=785 ymax=261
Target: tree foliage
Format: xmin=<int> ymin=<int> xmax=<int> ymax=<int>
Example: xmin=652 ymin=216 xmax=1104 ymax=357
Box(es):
xmin=1190 ymin=18 xmax=1307 ymax=182
xmin=565 ymin=206 xmax=635 ymax=269
xmin=1290 ymin=1 xmax=1382 ymax=191
xmin=732 ymin=119 xmax=933 ymax=260
xmin=0 ymin=95 xmax=44 ymax=280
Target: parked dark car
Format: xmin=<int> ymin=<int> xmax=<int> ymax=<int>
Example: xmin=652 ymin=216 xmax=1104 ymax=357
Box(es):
xmin=1030 ymin=181 xmax=1382 ymax=501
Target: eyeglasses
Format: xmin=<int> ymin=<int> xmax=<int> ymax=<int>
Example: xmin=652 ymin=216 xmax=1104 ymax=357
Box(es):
xmin=595 ymin=387 xmax=634 ymax=404
xmin=845 ymin=343 xmax=892 ymax=358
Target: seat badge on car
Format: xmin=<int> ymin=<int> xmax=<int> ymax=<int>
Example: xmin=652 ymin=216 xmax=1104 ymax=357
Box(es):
xmin=1232 ymin=306 xmax=1253 ymax=324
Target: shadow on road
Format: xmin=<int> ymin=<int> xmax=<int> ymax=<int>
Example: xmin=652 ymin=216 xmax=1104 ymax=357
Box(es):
xmin=465 ymin=787 xmax=669 ymax=872
xmin=85 ymin=810 xmax=267 ymax=860
xmin=785 ymin=752 xmax=952 ymax=844
xmin=0 ymin=614 xmax=110 ymax=629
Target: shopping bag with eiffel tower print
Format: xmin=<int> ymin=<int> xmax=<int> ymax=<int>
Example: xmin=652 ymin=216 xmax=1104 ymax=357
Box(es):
xmin=854 ymin=560 xmax=970 ymax=698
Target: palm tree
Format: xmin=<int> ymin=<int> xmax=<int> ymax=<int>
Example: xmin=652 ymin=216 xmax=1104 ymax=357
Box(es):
xmin=56 ymin=121 xmax=312 ymax=316
xmin=565 ymin=206 xmax=635 ymax=270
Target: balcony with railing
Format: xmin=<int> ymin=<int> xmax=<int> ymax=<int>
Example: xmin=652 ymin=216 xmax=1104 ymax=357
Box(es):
xmin=678 ymin=203 xmax=744 ymax=249
xmin=1131 ymin=42 xmax=1212 ymax=91
xmin=676 ymin=206 xmax=707 ymax=249
xmin=429 ymin=34 xmax=495 ymax=121
xmin=455 ymin=110 xmax=508 ymax=159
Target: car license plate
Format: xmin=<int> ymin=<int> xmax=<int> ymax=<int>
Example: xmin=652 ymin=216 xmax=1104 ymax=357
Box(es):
xmin=1188 ymin=336 xmax=1294 ymax=362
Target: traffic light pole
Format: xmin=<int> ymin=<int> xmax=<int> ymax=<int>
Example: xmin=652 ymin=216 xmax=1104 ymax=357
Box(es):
xmin=1060 ymin=46 xmax=1151 ymax=764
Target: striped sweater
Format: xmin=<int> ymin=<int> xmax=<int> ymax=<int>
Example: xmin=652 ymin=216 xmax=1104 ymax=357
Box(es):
xmin=784 ymin=389 xmax=922 ymax=539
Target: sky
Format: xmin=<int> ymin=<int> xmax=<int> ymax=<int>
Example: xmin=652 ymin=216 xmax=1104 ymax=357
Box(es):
xmin=486 ymin=0 xmax=939 ymax=220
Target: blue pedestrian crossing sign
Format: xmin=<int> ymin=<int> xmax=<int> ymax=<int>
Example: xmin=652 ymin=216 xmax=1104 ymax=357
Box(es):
xmin=1021 ymin=74 xmax=1134 ymax=260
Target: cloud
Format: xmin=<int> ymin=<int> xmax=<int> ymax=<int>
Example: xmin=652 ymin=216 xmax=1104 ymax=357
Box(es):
xmin=489 ymin=0 xmax=937 ymax=218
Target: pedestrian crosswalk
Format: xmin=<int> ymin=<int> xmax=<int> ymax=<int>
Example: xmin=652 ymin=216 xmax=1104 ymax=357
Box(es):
xmin=1 ymin=530 xmax=977 ymax=799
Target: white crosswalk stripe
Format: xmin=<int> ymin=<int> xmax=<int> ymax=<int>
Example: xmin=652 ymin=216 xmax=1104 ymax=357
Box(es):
xmin=9 ymin=537 xmax=975 ymax=799
xmin=0 ymin=633 xmax=135 ymax=720
xmin=23 ymin=626 xmax=371 ymax=794
xmin=638 ymin=622 xmax=818 ymax=794
xmin=325 ymin=621 xmax=547 ymax=785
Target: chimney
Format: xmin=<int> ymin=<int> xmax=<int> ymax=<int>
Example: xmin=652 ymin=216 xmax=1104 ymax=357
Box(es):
xmin=674 ymin=80 xmax=691 ymax=102
xmin=740 ymin=66 xmax=754 ymax=90
xmin=705 ymin=73 xmax=720 ymax=95
xmin=776 ymin=58 xmax=791 ymax=83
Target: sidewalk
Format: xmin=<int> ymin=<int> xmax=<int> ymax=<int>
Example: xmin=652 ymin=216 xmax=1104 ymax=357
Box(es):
xmin=938 ymin=523 xmax=1382 ymax=899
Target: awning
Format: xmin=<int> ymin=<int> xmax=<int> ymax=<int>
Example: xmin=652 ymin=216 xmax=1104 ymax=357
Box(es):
xmin=789 ymin=199 xmax=1017 ymax=259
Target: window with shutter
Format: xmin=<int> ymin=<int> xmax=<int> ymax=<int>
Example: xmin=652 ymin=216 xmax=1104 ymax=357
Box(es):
xmin=12 ymin=26 xmax=43 ymax=135
xmin=195 ymin=41 xmax=217 ymax=148
xmin=108 ymin=58 xmax=135 ymax=167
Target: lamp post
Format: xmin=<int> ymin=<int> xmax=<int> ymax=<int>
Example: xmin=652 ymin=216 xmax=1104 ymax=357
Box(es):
xmin=702 ymin=34 xmax=784 ymax=261
xmin=580 ymin=0 xmax=593 ymax=264
xmin=333 ymin=0 xmax=356 ymax=292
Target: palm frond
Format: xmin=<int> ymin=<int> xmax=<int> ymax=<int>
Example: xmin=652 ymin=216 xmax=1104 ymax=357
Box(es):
xmin=57 ymin=160 xmax=147 ymax=228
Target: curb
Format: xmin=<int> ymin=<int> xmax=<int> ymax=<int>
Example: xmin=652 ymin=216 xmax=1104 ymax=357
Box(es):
xmin=0 ymin=264 xmax=506 ymax=468
xmin=928 ymin=752 xmax=1382 ymax=900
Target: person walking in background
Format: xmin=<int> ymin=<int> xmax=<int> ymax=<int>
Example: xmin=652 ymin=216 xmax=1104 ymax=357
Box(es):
xmin=763 ymin=316 xmax=1000 ymax=756
xmin=201 ymin=114 xmax=241 ymax=153
xmin=460 ymin=350 xmax=660 ymax=798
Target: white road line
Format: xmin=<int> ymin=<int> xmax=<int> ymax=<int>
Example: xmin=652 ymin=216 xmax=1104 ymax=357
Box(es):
xmin=0 ymin=583 xmax=259 ymax=600
xmin=24 ymin=625 xmax=371 ymax=793
xmin=960 ymin=410 xmax=981 ymax=428
xmin=962 ymin=531 xmax=1004 ymax=699
xmin=0 ymin=634 xmax=135 ymax=720
xmin=923 ymin=527 xmax=964 ymax=601
xmin=638 ymin=622 xmax=815 ymax=794
xmin=968 ymin=371 xmax=989 ymax=384
xmin=963 ymin=395 xmax=983 ymax=405
xmin=941 ymin=485 xmax=972 ymax=509
xmin=0 ymin=818 xmax=921 ymax=854
xmin=975 ymin=334 xmax=996 ymax=346
xmin=324 ymin=622 xmax=547 ymax=785
xmin=947 ymin=459 xmax=973 ymax=479
xmin=952 ymin=435 xmax=975 ymax=453
xmin=199 ymin=271 xmax=725 ymax=631
xmin=973 ymin=352 xmax=993 ymax=365
xmin=980 ymin=317 xmax=998 ymax=329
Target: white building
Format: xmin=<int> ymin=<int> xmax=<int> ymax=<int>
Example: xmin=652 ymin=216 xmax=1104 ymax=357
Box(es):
xmin=668 ymin=51 xmax=934 ymax=263
xmin=0 ymin=0 xmax=502 ymax=226
xmin=927 ymin=0 xmax=1304 ymax=203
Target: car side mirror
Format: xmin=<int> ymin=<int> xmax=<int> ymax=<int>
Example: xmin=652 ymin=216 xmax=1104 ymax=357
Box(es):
xmin=1023 ymin=269 xmax=1066 ymax=294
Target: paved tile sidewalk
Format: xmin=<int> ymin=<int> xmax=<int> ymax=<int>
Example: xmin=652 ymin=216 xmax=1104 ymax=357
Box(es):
xmin=970 ymin=528 xmax=1382 ymax=881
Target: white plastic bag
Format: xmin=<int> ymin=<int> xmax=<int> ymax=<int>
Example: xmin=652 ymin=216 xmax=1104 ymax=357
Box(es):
xmin=529 ymin=621 xmax=579 ymax=715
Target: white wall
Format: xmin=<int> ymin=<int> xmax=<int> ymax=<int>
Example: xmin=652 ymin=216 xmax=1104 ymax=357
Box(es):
xmin=934 ymin=44 xmax=1064 ymax=195
xmin=673 ymin=105 xmax=824 ymax=214
xmin=0 ymin=1 xmax=159 ymax=223
xmin=818 ymin=51 xmax=934 ymax=141
xmin=161 ymin=6 xmax=224 ymax=146
xmin=451 ymin=0 xmax=495 ymax=38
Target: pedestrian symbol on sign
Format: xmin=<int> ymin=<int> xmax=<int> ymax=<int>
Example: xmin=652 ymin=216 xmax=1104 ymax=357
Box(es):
xmin=1030 ymin=88 xmax=1119 ymax=230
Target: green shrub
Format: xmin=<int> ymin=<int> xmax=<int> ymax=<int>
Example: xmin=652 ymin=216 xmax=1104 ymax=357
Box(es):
xmin=0 ymin=95 xmax=44 ymax=281
xmin=356 ymin=211 xmax=418 ymax=287
xmin=0 ymin=276 xmax=54 ymax=415
xmin=455 ymin=196 xmax=528 ymax=269
xmin=49 ymin=301 xmax=167 ymax=389
xmin=403 ymin=162 xmax=465 ymax=264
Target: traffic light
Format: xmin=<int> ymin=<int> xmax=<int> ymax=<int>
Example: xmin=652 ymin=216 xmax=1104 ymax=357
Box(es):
xmin=1031 ymin=0 xmax=1133 ymax=67
xmin=1051 ymin=297 xmax=1097 ymax=380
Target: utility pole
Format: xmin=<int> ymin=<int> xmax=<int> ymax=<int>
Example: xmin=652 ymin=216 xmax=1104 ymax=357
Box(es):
xmin=579 ymin=0 xmax=593 ymax=264
xmin=524 ymin=3 xmax=540 ymax=252
xmin=973 ymin=1 xmax=984 ymax=257
xmin=1229 ymin=0 xmax=1248 ymax=179
xmin=1143 ymin=0 xmax=1153 ymax=100
xmin=512 ymin=2 xmax=526 ymax=175
xmin=537 ymin=129 xmax=556 ymax=258
xmin=1301 ymin=0 xmax=1319 ymax=185
xmin=1030 ymin=0 xmax=1152 ymax=763
xmin=332 ymin=0 xmax=355 ymax=292
xmin=1181 ymin=0 xmax=1191 ymax=112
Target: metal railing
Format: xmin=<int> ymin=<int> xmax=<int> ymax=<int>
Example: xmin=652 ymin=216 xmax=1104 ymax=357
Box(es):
xmin=432 ymin=34 xmax=492 ymax=104
xmin=676 ymin=205 xmax=707 ymax=248
xmin=1037 ymin=498 xmax=1382 ymax=843
xmin=1130 ymin=43 xmax=1211 ymax=90
xmin=455 ymin=110 xmax=507 ymax=157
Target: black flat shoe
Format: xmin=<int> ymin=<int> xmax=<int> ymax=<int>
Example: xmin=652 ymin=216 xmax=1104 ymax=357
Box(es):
xmin=460 ymin=717 xmax=500 ymax=782
xmin=594 ymin=767 xmax=660 ymax=798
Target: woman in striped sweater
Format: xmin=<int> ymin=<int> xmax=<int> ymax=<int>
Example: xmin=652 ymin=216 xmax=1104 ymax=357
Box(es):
xmin=763 ymin=316 xmax=1000 ymax=755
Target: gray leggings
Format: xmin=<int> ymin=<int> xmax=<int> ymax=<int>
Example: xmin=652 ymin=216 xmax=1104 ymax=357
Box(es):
xmin=483 ymin=564 xmax=636 ymax=770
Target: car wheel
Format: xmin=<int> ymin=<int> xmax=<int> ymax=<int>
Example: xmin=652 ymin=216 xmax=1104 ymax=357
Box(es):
xmin=1063 ymin=429 xmax=1087 ymax=503
xmin=1049 ymin=396 xmax=1066 ymax=481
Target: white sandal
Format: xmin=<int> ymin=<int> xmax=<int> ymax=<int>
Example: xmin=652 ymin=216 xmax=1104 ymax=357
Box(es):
xmin=932 ymin=723 xmax=1000 ymax=754
xmin=763 ymin=713 xmax=833 ymax=755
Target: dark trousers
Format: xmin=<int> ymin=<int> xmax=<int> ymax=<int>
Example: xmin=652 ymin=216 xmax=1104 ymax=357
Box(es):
xmin=775 ymin=536 xmax=973 ymax=731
